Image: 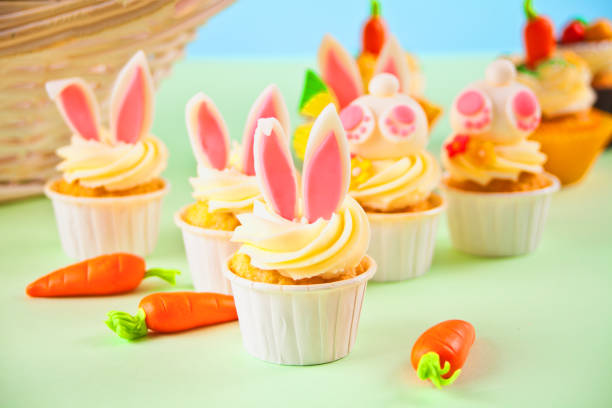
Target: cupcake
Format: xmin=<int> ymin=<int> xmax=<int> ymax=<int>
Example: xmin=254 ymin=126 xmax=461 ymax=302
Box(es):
xmin=441 ymin=59 xmax=560 ymax=257
xmin=515 ymin=0 xmax=612 ymax=184
xmin=225 ymin=105 xmax=375 ymax=365
xmin=44 ymin=51 xmax=169 ymax=260
xmin=293 ymin=2 xmax=441 ymax=159
xmin=338 ymin=73 xmax=444 ymax=281
xmin=557 ymin=16 xmax=612 ymax=115
xmin=175 ymin=85 xmax=290 ymax=294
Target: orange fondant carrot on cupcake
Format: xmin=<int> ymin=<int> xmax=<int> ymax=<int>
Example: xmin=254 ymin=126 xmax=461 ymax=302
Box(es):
xmin=362 ymin=0 xmax=387 ymax=56
xmin=523 ymin=0 xmax=556 ymax=68
xmin=26 ymin=253 xmax=179 ymax=297
xmin=105 ymin=292 xmax=238 ymax=340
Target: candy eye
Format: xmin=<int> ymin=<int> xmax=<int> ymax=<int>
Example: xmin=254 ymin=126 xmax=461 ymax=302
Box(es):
xmin=451 ymin=88 xmax=492 ymax=134
xmin=507 ymin=89 xmax=540 ymax=133
xmin=339 ymin=102 xmax=374 ymax=144
xmin=378 ymin=104 xmax=418 ymax=141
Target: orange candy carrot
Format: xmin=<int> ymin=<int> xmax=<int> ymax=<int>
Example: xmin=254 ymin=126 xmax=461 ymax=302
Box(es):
xmin=411 ymin=320 xmax=475 ymax=388
xmin=362 ymin=0 xmax=387 ymax=55
xmin=523 ymin=0 xmax=556 ymax=68
xmin=26 ymin=253 xmax=179 ymax=297
xmin=105 ymin=292 xmax=238 ymax=340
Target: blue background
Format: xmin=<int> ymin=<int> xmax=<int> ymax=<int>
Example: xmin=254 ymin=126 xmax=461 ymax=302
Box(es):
xmin=187 ymin=0 xmax=612 ymax=57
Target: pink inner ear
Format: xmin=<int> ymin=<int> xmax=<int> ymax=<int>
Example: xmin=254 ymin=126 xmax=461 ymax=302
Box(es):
xmin=382 ymin=60 xmax=400 ymax=86
xmin=513 ymin=91 xmax=537 ymax=117
xmin=259 ymin=128 xmax=296 ymax=220
xmin=116 ymin=67 xmax=145 ymax=144
xmin=457 ymin=90 xmax=484 ymax=116
xmin=198 ymin=103 xmax=227 ymax=170
xmin=340 ymin=105 xmax=363 ymax=130
xmin=324 ymin=50 xmax=361 ymax=109
xmin=60 ymin=84 xmax=99 ymax=141
xmin=243 ymin=92 xmax=276 ymax=176
xmin=303 ymin=130 xmax=343 ymax=223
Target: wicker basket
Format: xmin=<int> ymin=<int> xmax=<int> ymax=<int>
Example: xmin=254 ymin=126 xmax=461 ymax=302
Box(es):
xmin=0 ymin=0 xmax=234 ymax=201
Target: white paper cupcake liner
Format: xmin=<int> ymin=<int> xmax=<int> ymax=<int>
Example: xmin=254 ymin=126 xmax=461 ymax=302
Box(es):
xmin=174 ymin=205 xmax=237 ymax=294
xmin=44 ymin=179 xmax=169 ymax=260
xmin=367 ymin=194 xmax=444 ymax=282
xmin=225 ymin=256 xmax=377 ymax=365
xmin=441 ymin=174 xmax=560 ymax=257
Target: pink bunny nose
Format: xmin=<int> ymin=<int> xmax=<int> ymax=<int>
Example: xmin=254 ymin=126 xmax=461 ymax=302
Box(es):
xmin=457 ymin=90 xmax=484 ymax=116
xmin=513 ymin=91 xmax=537 ymax=117
xmin=392 ymin=105 xmax=415 ymax=124
xmin=340 ymin=105 xmax=363 ymax=130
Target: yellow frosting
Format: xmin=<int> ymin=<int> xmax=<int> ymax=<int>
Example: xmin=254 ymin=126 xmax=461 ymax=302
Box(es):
xmin=516 ymin=52 xmax=595 ymax=118
xmin=57 ymin=132 xmax=167 ymax=191
xmin=190 ymin=165 xmax=261 ymax=214
xmin=350 ymin=151 xmax=441 ymax=212
xmin=442 ymin=138 xmax=546 ymax=185
xmin=231 ymin=197 xmax=370 ymax=281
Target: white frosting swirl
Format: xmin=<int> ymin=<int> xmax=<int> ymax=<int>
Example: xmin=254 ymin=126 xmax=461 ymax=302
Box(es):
xmin=350 ymin=151 xmax=441 ymax=212
xmin=190 ymin=165 xmax=261 ymax=213
xmin=57 ymin=133 xmax=167 ymax=190
xmin=231 ymin=197 xmax=370 ymax=280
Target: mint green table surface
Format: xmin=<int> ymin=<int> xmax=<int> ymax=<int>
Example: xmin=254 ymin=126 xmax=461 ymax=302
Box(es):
xmin=1 ymin=56 xmax=611 ymax=408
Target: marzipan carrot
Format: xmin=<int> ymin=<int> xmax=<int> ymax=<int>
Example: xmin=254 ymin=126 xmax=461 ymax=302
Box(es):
xmin=105 ymin=292 xmax=238 ymax=340
xmin=523 ymin=0 xmax=555 ymax=68
xmin=411 ymin=320 xmax=475 ymax=389
xmin=26 ymin=253 xmax=179 ymax=297
xmin=362 ymin=0 xmax=387 ymax=55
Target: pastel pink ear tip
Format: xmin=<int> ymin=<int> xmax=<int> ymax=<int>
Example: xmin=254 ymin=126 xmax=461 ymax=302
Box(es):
xmin=198 ymin=103 xmax=227 ymax=170
xmin=392 ymin=105 xmax=415 ymax=124
xmin=60 ymin=84 xmax=98 ymax=141
xmin=116 ymin=67 xmax=145 ymax=144
xmin=513 ymin=91 xmax=537 ymax=117
xmin=340 ymin=105 xmax=363 ymax=131
xmin=457 ymin=90 xmax=484 ymax=116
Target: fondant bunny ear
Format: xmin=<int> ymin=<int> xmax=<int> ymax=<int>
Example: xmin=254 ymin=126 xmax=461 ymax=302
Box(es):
xmin=46 ymin=78 xmax=101 ymax=142
xmin=253 ymin=118 xmax=298 ymax=221
xmin=109 ymin=50 xmax=155 ymax=144
xmin=242 ymin=84 xmax=290 ymax=176
xmin=374 ymin=35 xmax=411 ymax=94
xmin=302 ymin=104 xmax=351 ymax=223
xmin=318 ymin=34 xmax=364 ymax=109
xmin=185 ymin=92 xmax=230 ymax=170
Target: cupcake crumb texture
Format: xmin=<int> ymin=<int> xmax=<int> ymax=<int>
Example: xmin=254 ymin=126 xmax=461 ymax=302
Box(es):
xmin=364 ymin=193 xmax=442 ymax=214
xmin=228 ymin=253 xmax=370 ymax=285
xmin=52 ymin=178 xmax=165 ymax=197
xmin=183 ymin=201 xmax=240 ymax=231
xmin=446 ymin=172 xmax=552 ymax=193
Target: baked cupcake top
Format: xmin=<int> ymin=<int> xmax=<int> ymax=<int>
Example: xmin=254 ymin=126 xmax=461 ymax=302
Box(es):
xmin=47 ymin=51 xmax=167 ymax=191
xmin=338 ymin=73 xmax=440 ymax=212
xmin=442 ymin=60 xmax=547 ymax=186
xmin=185 ymin=85 xmax=290 ymax=214
xmin=232 ymin=105 xmax=370 ymax=281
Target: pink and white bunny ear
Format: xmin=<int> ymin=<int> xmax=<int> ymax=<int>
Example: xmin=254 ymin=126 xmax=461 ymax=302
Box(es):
xmin=506 ymin=88 xmax=541 ymax=134
xmin=450 ymin=88 xmax=493 ymax=134
xmin=302 ymin=104 xmax=351 ymax=223
xmin=242 ymin=84 xmax=290 ymax=176
xmin=373 ymin=35 xmax=411 ymax=94
xmin=185 ymin=92 xmax=230 ymax=170
xmin=318 ymin=34 xmax=364 ymax=109
xmin=253 ymin=118 xmax=298 ymax=221
xmin=45 ymin=78 xmax=101 ymax=142
xmin=109 ymin=50 xmax=154 ymax=144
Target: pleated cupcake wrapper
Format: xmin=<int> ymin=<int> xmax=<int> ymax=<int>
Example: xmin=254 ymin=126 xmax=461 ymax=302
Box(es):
xmin=174 ymin=206 xmax=237 ymax=294
xmin=367 ymin=197 xmax=444 ymax=282
xmin=224 ymin=256 xmax=377 ymax=365
xmin=44 ymin=179 xmax=169 ymax=260
xmin=441 ymin=174 xmax=560 ymax=257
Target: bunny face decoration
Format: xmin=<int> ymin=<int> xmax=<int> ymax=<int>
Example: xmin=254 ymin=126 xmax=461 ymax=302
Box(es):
xmin=338 ymin=73 xmax=429 ymax=160
xmin=450 ymin=59 xmax=541 ymax=144
xmin=231 ymin=104 xmax=370 ymax=281
xmin=46 ymin=51 xmax=167 ymax=192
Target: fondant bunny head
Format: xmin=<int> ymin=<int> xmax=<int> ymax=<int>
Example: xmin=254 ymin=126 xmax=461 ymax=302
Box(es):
xmin=338 ymin=73 xmax=429 ymax=160
xmin=318 ymin=34 xmax=413 ymax=109
xmin=254 ymin=104 xmax=351 ymax=223
xmin=450 ymin=59 xmax=541 ymax=144
xmin=46 ymin=50 xmax=154 ymax=145
xmin=185 ymin=84 xmax=290 ymax=174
